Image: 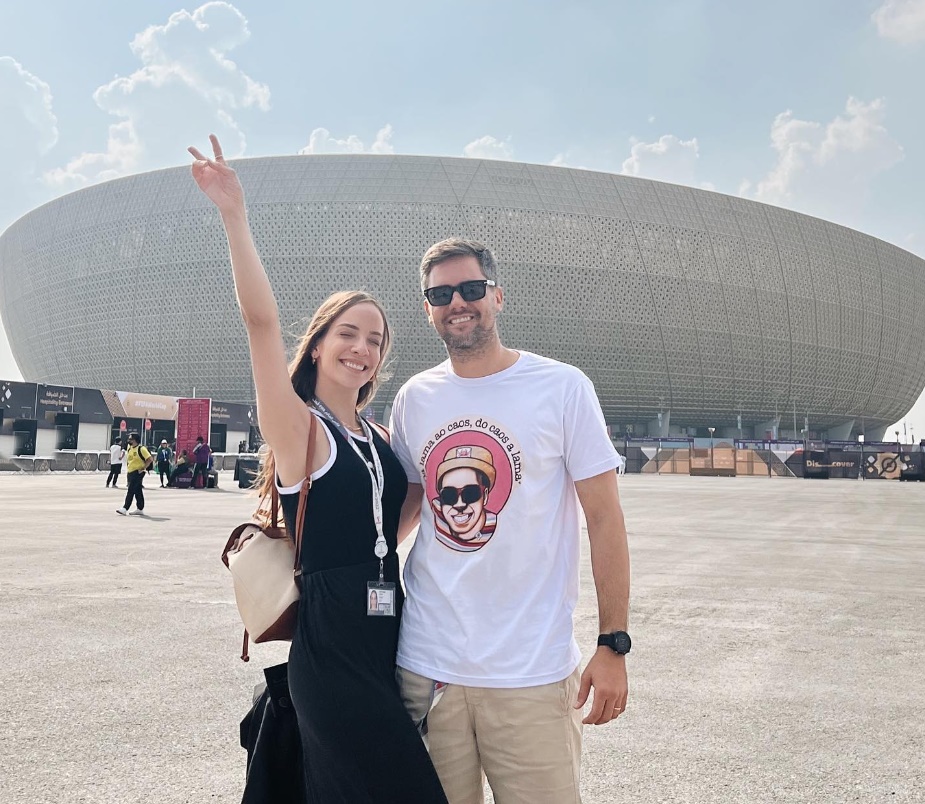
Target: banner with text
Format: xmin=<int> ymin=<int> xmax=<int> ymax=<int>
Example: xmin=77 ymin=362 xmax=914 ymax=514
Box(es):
xmin=176 ymin=398 xmax=212 ymax=460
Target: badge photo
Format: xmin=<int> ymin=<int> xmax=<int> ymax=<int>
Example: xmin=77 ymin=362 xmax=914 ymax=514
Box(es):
xmin=367 ymin=581 xmax=396 ymax=617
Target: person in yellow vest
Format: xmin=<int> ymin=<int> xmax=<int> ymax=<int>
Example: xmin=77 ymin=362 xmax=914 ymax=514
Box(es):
xmin=117 ymin=432 xmax=153 ymax=516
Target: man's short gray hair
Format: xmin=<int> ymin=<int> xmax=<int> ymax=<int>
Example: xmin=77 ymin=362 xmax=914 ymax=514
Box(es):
xmin=419 ymin=238 xmax=499 ymax=289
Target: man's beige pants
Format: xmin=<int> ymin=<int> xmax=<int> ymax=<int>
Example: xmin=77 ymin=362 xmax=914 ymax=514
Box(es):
xmin=398 ymin=666 xmax=583 ymax=804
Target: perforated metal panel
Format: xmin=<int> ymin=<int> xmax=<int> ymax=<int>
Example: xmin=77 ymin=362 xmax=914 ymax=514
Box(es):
xmin=2 ymin=155 xmax=924 ymax=433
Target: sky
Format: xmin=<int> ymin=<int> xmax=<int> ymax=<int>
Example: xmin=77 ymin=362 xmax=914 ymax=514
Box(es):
xmin=1 ymin=0 xmax=924 ymax=439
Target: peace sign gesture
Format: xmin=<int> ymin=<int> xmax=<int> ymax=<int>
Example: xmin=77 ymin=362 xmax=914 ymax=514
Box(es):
xmin=188 ymin=134 xmax=245 ymax=213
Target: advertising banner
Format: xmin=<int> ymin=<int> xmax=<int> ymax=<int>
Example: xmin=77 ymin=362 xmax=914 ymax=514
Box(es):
xmin=118 ymin=391 xmax=179 ymax=421
xmin=0 ymin=381 xmax=39 ymax=428
xmin=176 ymin=398 xmax=212 ymax=459
xmin=210 ymin=401 xmax=255 ymax=431
xmin=860 ymin=449 xmax=924 ymax=480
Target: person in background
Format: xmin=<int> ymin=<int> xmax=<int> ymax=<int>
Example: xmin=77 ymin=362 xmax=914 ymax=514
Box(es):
xmin=117 ymin=433 xmax=153 ymax=516
xmin=191 ymin=436 xmax=211 ymax=489
xmin=169 ymin=450 xmax=191 ymax=486
xmin=106 ymin=438 xmax=124 ymax=489
xmin=156 ymin=439 xmax=173 ymax=488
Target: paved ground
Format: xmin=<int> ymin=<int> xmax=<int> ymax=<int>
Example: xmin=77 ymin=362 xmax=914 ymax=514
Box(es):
xmin=1 ymin=472 xmax=923 ymax=803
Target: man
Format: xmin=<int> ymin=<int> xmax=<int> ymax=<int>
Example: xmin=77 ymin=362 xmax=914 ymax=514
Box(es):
xmin=117 ymin=432 xmax=153 ymax=516
xmin=105 ymin=438 xmax=124 ymax=488
xmin=156 ymin=439 xmax=173 ymax=487
xmin=391 ymin=238 xmax=630 ymax=804
xmin=191 ymin=436 xmax=211 ymax=489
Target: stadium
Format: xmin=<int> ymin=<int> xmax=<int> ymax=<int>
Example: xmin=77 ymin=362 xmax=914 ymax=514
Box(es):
xmin=2 ymin=154 xmax=925 ymax=441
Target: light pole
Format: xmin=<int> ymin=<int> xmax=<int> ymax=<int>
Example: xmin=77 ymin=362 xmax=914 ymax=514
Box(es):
xmin=859 ymin=433 xmax=865 ymax=481
xmin=708 ymin=427 xmax=715 ymax=471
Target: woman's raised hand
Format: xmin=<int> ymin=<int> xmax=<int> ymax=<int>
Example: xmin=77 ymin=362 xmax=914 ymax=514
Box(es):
xmin=188 ymin=134 xmax=245 ymax=212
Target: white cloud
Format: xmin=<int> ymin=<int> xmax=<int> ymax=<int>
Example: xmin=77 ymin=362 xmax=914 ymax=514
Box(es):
xmin=872 ymin=0 xmax=925 ymax=43
xmin=369 ymin=124 xmax=395 ymax=154
xmin=0 ymin=57 xmax=58 ymax=230
xmin=621 ymin=134 xmax=700 ymax=186
xmin=742 ymin=97 xmax=903 ymax=221
xmin=299 ymin=124 xmax=394 ymax=155
xmin=462 ymin=135 xmax=514 ymax=160
xmin=44 ymin=1 xmax=269 ymax=191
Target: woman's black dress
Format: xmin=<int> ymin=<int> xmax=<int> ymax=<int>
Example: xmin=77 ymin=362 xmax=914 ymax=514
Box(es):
xmin=278 ymin=418 xmax=447 ymax=804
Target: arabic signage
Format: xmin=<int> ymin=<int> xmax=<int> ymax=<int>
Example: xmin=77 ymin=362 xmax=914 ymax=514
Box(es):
xmin=210 ymin=401 xmax=255 ymax=430
xmin=36 ymin=385 xmax=75 ymax=418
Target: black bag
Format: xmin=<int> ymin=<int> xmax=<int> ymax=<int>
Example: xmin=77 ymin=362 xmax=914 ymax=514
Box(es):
xmin=239 ymin=662 xmax=305 ymax=804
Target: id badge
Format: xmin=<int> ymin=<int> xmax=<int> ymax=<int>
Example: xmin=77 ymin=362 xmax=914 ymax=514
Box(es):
xmin=367 ymin=581 xmax=396 ymax=617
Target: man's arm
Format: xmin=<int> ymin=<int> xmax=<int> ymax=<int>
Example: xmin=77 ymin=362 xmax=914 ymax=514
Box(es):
xmin=573 ymin=468 xmax=630 ymax=726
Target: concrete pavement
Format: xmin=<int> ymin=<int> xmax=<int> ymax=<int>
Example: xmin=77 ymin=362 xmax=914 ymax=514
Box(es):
xmin=1 ymin=472 xmax=923 ymax=803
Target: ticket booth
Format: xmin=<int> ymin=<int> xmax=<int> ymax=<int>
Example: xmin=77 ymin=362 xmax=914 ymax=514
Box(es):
xmin=13 ymin=419 xmax=37 ymax=456
xmin=55 ymin=412 xmax=80 ymax=449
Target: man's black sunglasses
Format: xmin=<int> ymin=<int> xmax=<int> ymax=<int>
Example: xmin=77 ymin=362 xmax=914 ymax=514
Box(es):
xmin=423 ymin=279 xmax=497 ymax=307
xmin=438 ymin=484 xmax=485 ymax=507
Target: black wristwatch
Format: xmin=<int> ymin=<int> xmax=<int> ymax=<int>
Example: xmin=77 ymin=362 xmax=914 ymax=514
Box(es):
xmin=597 ymin=631 xmax=632 ymax=655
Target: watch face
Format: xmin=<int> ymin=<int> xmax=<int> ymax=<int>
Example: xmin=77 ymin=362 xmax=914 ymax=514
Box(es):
xmin=599 ymin=631 xmax=631 ymax=654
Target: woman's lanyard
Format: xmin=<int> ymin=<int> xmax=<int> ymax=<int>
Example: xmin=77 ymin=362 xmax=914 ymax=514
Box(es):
xmin=311 ymin=398 xmax=389 ymax=579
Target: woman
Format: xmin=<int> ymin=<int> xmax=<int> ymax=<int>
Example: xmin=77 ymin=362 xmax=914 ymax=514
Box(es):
xmin=168 ymin=450 xmax=190 ymax=486
xmin=189 ymin=135 xmax=447 ymax=804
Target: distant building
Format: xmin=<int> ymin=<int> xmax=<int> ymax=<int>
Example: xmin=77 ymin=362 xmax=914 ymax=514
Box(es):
xmin=2 ymin=155 xmax=923 ymax=440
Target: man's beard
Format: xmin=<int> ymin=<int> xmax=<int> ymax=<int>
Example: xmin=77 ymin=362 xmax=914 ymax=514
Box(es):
xmin=438 ymin=311 xmax=498 ymax=358
xmin=440 ymin=319 xmax=495 ymax=357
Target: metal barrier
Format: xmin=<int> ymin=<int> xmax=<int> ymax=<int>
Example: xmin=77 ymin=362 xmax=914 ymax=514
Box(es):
xmin=75 ymin=452 xmax=97 ymax=472
xmin=51 ymin=452 xmax=77 ymax=472
xmin=0 ymin=451 xmax=253 ymax=473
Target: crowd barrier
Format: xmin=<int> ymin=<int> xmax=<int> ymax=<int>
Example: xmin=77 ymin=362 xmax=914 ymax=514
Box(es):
xmin=617 ymin=439 xmax=925 ymax=481
xmin=4 ymin=445 xmax=923 ymax=482
xmin=0 ymin=451 xmax=259 ymax=475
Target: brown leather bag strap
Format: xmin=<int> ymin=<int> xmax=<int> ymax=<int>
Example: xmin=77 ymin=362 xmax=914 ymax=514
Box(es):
xmin=292 ymin=413 xmax=317 ymax=577
xmin=269 ymin=471 xmax=280 ymax=530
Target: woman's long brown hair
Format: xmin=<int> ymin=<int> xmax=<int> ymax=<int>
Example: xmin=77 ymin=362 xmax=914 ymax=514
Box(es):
xmin=253 ymin=290 xmax=392 ymax=505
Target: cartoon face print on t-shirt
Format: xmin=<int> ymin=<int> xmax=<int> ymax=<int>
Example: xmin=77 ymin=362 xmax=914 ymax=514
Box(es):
xmin=422 ymin=418 xmax=519 ymax=553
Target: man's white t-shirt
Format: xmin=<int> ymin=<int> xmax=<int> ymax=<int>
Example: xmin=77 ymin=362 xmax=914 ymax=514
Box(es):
xmin=110 ymin=444 xmax=123 ymax=465
xmin=390 ymin=351 xmax=621 ymax=688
